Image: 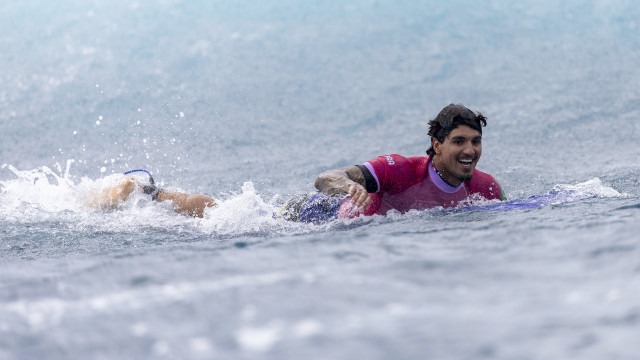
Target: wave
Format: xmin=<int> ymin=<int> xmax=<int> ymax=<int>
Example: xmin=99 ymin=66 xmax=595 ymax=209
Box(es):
xmin=0 ymin=163 xmax=344 ymax=237
xmin=453 ymin=178 xmax=623 ymax=213
xmin=0 ymin=163 xmax=624 ymax=238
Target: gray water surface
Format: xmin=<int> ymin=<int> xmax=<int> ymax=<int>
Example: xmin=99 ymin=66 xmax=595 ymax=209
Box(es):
xmin=2 ymin=1 xmax=640 ymax=359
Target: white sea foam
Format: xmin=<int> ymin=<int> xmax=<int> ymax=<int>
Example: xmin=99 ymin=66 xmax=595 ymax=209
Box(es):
xmin=0 ymin=163 xmax=178 ymax=229
xmin=0 ymin=162 xmax=79 ymax=215
xmin=0 ymin=164 xmax=313 ymax=236
xmin=235 ymin=321 xmax=284 ymax=352
xmin=550 ymin=177 xmax=623 ymax=199
xmin=199 ymin=182 xmax=313 ymax=236
xmin=0 ymin=164 xmax=625 ymax=235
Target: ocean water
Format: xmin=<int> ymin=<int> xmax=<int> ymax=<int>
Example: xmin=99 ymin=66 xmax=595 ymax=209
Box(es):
xmin=1 ymin=0 xmax=640 ymax=359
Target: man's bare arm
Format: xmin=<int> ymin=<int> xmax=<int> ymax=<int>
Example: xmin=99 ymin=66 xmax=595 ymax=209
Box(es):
xmin=84 ymin=175 xmax=216 ymax=218
xmin=156 ymin=191 xmax=216 ymax=218
xmin=314 ymin=166 xmax=372 ymax=209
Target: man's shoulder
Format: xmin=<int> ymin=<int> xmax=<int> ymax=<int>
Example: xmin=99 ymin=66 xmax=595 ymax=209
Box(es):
xmin=367 ymin=154 xmax=428 ymax=174
xmin=369 ymin=154 xmax=412 ymax=165
xmin=365 ymin=154 xmax=427 ymax=192
xmin=370 ymin=154 xmax=429 ymax=166
xmin=468 ymin=169 xmax=503 ymax=200
xmin=405 ymin=155 xmax=430 ymax=166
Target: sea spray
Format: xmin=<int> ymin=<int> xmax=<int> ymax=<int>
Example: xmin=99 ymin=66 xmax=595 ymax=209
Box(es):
xmin=200 ymin=182 xmax=312 ymax=236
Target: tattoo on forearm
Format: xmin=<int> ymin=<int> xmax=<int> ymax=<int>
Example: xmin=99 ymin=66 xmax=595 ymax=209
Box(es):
xmin=315 ymin=166 xmax=366 ymax=195
xmin=345 ymin=167 xmax=367 ymax=187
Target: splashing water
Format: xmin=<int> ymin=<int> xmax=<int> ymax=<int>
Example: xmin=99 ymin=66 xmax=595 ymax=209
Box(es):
xmin=1 ymin=161 xmax=625 ymax=238
xmin=1 ymin=161 xmax=78 ymax=217
xmin=0 ymin=163 xmax=325 ymax=237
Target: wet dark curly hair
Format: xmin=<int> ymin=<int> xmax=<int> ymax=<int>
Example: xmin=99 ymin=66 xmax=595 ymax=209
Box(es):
xmin=426 ymin=104 xmax=487 ymax=156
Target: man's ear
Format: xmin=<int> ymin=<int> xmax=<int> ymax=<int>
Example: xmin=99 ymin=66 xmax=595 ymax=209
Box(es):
xmin=432 ymin=138 xmax=442 ymax=154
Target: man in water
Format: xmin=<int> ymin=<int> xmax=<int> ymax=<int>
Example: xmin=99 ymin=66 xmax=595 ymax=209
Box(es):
xmin=94 ymin=104 xmax=505 ymax=220
xmin=277 ymin=103 xmax=506 ymax=222
xmin=87 ymin=175 xmax=215 ymax=218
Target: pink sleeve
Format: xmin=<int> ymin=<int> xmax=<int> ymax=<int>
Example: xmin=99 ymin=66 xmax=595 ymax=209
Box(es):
xmin=364 ymin=154 xmax=417 ymax=194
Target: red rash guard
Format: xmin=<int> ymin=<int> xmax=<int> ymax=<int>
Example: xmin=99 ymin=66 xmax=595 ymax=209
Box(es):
xmin=338 ymin=154 xmax=504 ymax=217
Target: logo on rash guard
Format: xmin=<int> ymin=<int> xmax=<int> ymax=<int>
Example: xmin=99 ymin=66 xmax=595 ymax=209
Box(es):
xmin=385 ymin=155 xmax=395 ymax=165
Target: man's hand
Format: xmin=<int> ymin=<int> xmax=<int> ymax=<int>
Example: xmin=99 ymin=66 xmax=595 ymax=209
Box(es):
xmin=315 ymin=166 xmax=372 ymax=211
xmin=348 ymin=183 xmax=372 ymax=210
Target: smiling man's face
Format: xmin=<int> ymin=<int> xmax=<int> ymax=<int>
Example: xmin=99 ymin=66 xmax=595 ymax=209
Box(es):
xmin=432 ymin=125 xmax=482 ymax=186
